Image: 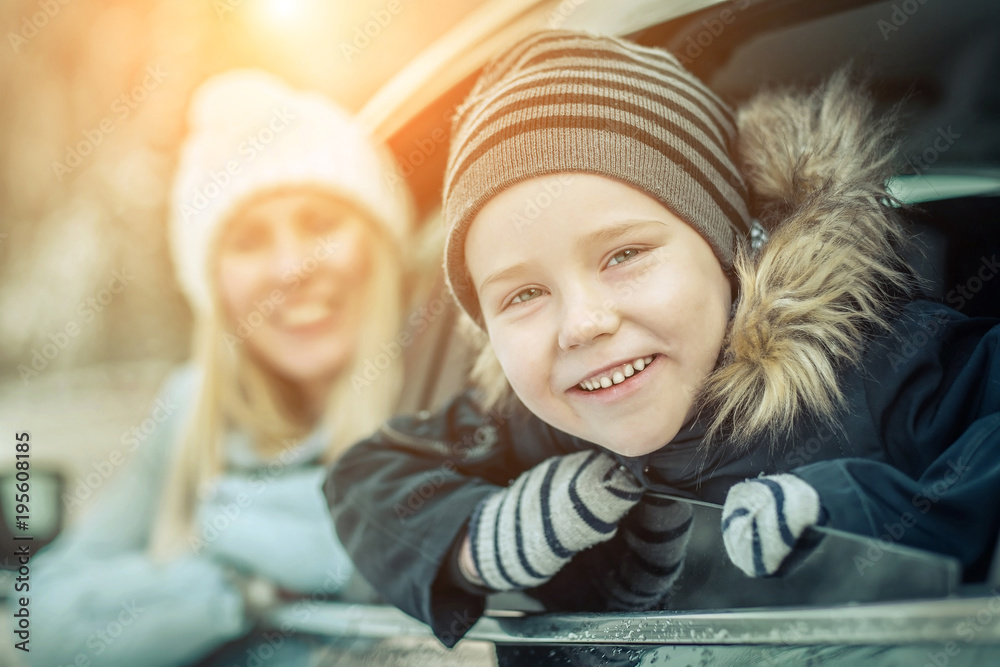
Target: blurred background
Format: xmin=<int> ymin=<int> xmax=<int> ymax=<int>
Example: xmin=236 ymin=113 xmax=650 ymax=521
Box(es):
xmin=0 ymin=0 xmax=482 ymax=523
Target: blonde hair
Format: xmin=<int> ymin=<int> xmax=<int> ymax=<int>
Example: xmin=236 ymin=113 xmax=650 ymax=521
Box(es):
xmin=149 ymin=215 xmax=405 ymax=559
xmin=461 ymin=312 xmax=513 ymax=413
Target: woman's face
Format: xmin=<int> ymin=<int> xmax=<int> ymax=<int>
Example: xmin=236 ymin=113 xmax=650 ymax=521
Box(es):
xmin=465 ymin=173 xmax=732 ymax=457
xmin=215 ymin=189 xmax=374 ymax=389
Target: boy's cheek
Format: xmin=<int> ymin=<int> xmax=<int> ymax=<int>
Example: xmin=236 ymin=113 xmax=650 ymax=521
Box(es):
xmin=493 ymin=343 xmax=534 ymax=394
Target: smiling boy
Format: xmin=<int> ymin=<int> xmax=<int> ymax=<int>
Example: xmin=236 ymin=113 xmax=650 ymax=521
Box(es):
xmin=466 ymin=173 xmax=731 ymax=457
xmin=328 ymin=30 xmax=1000 ymax=647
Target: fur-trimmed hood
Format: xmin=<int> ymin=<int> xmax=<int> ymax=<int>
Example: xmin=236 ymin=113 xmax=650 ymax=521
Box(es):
xmin=465 ymin=69 xmax=920 ymax=451
xmin=699 ymin=69 xmax=918 ymax=448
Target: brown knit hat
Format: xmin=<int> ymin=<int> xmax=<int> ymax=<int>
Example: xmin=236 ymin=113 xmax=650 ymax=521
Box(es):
xmin=443 ymin=30 xmax=751 ymax=325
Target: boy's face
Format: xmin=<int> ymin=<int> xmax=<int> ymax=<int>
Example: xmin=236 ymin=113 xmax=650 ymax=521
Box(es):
xmin=466 ymin=173 xmax=732 ymax=456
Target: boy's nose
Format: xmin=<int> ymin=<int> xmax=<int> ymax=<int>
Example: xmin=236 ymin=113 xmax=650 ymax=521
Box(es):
xmin=557 ymin=288 xmax=621 ymax=349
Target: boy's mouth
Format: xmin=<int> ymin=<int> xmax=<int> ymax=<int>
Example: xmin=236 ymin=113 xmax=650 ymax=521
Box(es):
xmin=577 ymin=355 xmax=656 ymax=391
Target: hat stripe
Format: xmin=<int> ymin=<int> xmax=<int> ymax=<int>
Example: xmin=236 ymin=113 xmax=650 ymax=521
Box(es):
xmin=457 ymin=68 xmax=734 ymax=156
xmin=520 ymin=46 xmax=737 ymax=133
xmin=450 ymin=94 xmax=747 ymax=208
xmin=451 ymin=32 xmax=588 ymax=133
xmin=455 ymin=114 xmax=749 ymax=236
xmin=442 ymin=31 xmax=752 ymax=325
xmin=452 ymin=84 xmax=740 ymax=192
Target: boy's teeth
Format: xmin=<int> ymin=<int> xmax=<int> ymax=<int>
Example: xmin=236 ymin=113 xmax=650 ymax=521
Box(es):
xmin=578 ymin=356 xmax=655 ymax=391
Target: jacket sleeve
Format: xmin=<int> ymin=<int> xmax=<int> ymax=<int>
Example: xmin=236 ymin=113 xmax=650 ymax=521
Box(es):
xmin=26 ymin=368 xmax=248 ymax=667
xmin=793 ymin=301 xmax=1000 ymax=570
xmin=794 ymin=413 xmax=1000 ymax=568
xmin=326 ymin=391 xmax=571 ymax=646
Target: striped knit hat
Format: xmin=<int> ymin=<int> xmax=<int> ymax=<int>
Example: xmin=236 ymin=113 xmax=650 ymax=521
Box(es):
xmin=442 ymin=31 xmax=751 ymax=324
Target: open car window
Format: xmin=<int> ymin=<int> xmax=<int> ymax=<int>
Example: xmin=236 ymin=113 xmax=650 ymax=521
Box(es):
xmin=302 ymin=0 xmax=1000 ymax=662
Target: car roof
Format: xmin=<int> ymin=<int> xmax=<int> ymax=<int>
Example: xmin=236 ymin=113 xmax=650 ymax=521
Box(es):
xmin=361 ymin=0 xmax=1000 ymax=223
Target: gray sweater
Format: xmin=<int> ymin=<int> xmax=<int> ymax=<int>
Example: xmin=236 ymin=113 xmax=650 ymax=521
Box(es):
xmin=26 ymin=365 xmax=353 ymax=667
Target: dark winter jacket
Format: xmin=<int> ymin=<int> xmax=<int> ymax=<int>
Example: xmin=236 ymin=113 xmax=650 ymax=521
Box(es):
xmin=327 ymin=299 xmax=1000 ymax=645
xmin=326 ymin=73 xmax=1000 ymax=646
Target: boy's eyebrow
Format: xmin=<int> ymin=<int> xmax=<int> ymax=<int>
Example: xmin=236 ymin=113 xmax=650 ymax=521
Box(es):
xmin=576 ymin=219 xmax=668 ymax=251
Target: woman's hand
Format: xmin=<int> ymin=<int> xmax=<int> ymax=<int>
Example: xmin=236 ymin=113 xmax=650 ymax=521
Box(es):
xmin=195 ymin=467 xmax=353 ymax=594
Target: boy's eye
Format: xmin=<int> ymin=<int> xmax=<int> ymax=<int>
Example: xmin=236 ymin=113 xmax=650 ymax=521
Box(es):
xmin=608 ymin=248 xmax=642 ymax=267
xmin=509 ymin=287 xmax=544 ymax=306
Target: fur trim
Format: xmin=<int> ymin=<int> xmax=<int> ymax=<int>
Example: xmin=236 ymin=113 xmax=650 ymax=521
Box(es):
xmin=699 ymin=69 xmax=919 ymax=449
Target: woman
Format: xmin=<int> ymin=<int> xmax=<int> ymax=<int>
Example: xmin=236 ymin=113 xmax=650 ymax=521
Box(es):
xmin=29 ymin=69 xmax=413 ymax=666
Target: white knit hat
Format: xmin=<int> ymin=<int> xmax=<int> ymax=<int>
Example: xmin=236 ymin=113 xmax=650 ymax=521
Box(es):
xmin=169 ymin=69 xmax=412 ymax=314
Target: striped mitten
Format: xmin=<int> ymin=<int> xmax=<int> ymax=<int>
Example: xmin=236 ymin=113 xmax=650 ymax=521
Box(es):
xmin=604 ymin=495 xmax=693 ymax=611
xmin=468 ymin=450 xmax=643 ymax=591
xmin=721 ymin=473 xmax=823 ymax=577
